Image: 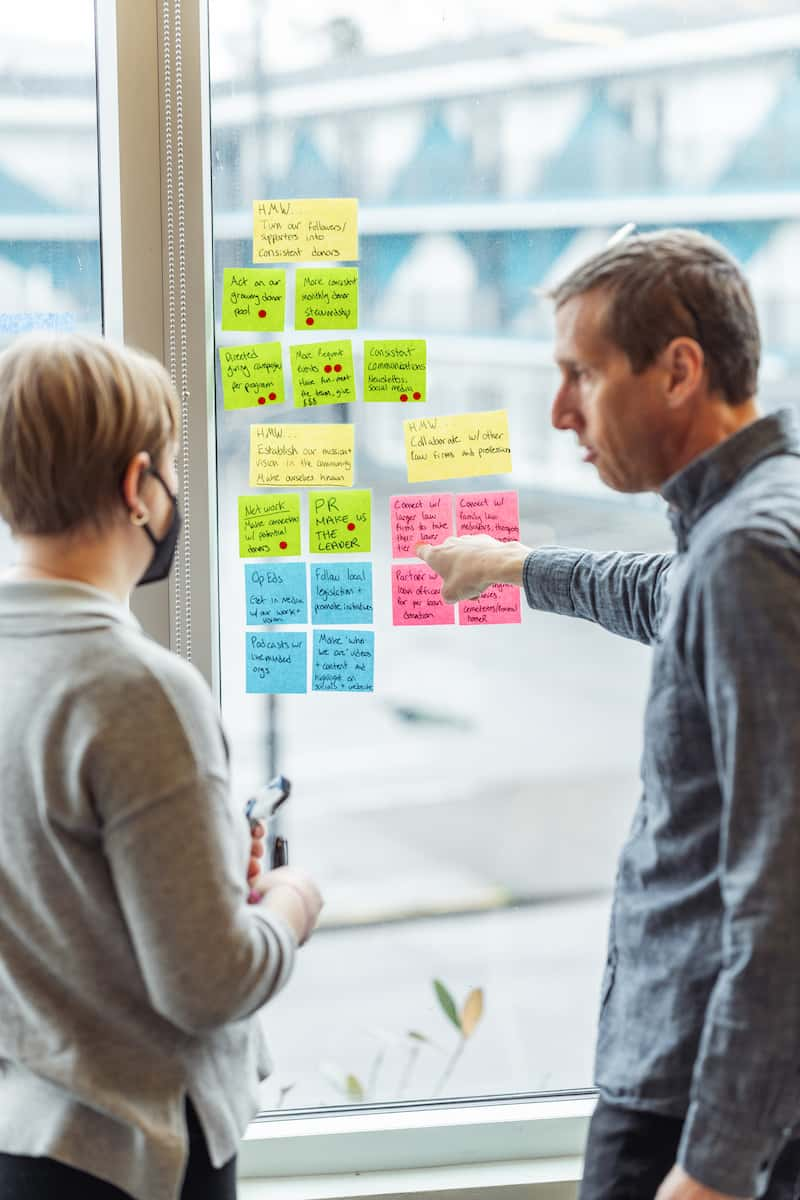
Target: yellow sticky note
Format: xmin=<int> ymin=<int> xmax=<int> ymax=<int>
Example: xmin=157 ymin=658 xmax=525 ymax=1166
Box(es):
xmin=250 ymin=423 xmax=354 ymax=488
xmin=253 ymin=199 xmax=358 ymax=264
xmin=404 ymin=410 xmax=512 ymax=483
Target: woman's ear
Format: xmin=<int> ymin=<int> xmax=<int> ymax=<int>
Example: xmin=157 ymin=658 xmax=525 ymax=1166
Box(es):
xmin=121 ymin=452 xmax=153 ymax=523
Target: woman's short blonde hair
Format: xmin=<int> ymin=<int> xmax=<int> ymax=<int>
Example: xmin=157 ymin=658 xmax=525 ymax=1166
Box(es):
xmin=0 ymin=333 xmax=179 ymax=536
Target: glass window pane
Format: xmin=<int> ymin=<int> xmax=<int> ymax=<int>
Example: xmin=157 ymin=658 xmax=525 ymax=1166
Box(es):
xmin=207 ymin=1 xmax=798 ymax=1112
xmin=0 ymin=0 xmax=102 ymax=566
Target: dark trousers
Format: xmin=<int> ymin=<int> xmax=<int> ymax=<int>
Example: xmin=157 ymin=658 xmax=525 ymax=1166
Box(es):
xmin=0 ymin=1098 xmax=236 ymax=1200
xmin=579 ymin=1099 xmax=800 ymax=1200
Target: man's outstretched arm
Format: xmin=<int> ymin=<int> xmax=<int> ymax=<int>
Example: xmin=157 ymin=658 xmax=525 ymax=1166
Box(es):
xmin=417 ymin=534 xmax=674 ymax=645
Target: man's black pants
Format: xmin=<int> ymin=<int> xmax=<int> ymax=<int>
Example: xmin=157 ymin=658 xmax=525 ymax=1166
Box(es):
xmin=580 ymin=1099 xmax=800 ymax=1200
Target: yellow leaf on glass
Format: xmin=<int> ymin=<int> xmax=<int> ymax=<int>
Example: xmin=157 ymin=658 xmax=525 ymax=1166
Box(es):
xmin=460 ymin=988 xmax=484 ymax=1038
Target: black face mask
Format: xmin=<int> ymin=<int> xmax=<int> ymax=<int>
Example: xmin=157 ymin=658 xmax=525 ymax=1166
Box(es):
xmin=137 ymin=469 xmax=183 ymax=587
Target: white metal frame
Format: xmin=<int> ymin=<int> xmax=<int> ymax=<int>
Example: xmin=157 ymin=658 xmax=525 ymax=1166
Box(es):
xmin=94 ymin=0 xmax=593 ymax=1191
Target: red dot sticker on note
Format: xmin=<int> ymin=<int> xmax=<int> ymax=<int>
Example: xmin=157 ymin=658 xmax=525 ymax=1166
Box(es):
xmin=413 ymin=391 xmax=421 ymax=400
xmin=334 ymin=363 xmax=342 ymax=372
xmin=258 ymin=397 xmax=266 ymax=405
xmin=258 ymin=309 xmax=267 ymax=318
xmin=324 ymin=364 xmax=333 ymax=373
xmin=279 ymin=541 xmax=288 ymax=550
xmin=400 ymin=393 xmax=408 ymax=402
xmin=347 ymin=522 xmax=356 ymax=531
xmin=269 ymin=392 xmax=277 ymax=401
xmin=306 ymin=317 xmax=314 ymax=326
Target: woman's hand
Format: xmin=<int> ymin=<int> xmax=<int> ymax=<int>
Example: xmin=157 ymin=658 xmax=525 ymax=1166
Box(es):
xmin=249 ymin=866 xmax=323 ymax=947
xmin=247 ymin=820 xmax=265 ymax=886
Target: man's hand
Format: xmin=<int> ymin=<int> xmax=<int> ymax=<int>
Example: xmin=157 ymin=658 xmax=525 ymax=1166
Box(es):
xmin=416 ymin=535 xmax=530 ymax=603
xmin=247 ymin=820 xmax=265 ymax=885
xmin=655 ymin=1164 xmax=752 ymax=1200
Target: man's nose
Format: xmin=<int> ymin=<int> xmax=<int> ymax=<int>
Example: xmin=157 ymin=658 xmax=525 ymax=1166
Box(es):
xmin=551 ymin=384 xmax=578 ymax=432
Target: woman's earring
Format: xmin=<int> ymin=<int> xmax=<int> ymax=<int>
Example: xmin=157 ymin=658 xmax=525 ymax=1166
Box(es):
xmin=130 ymin=509 xmax=149 ymax=527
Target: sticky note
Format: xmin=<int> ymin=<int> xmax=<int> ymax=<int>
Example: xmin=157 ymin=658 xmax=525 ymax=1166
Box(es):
xmin=220 ymin=343 xmax=284 ymax=410
xmin=246 ymin=632 xmax=307 ymax=694
xmin=455 ymin=491 xmax=520 ymax=541
xmin=221 ymin=268 xmax=286 ymax=331
xmin=390 ymin=493 xmax=454 ymax=558
xmin=310 ymin=563 xmax=373 ymax=624
xmin=309 ymin=489 xmax=370 ymax=554
xmin=312 ymin=629 xmax=375 ymax=692
xmin=245 ymin=563 xmax=307 ymax=626
xmin=364 ymin=340 xmax=426 ymax=403
xmin=391 ymin=564 xmax=455 ymax=626
xmin=295 ymin=269 xmax=358 ymax=330
xmin=405 ymin=410 xmax=512 ymax=483
xmin=253 ymin=198 xmax=358 ymax=263
xmin=290 ymin=340 xmax=356 ymax=408
xmin=238 ymin=494 xmax=301 ymax=558
xmin=459 ymin=585 xmax=522 ymax=627
xmin=250 ymin=423 xmax=354 ymax=488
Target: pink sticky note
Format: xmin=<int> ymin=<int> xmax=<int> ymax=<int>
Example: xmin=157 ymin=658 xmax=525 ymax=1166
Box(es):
xmin=392 ymin=564 xmax=455 ymax=626
xmin=455 ymin=491 xmax=519 ymax=541
xmin=459 ymin=584 xmax=522 ymax=627
xmin=390 ymin=493 xmax=454 ymax=558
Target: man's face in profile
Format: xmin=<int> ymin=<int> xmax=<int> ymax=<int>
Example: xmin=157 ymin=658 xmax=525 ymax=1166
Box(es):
xmin=551 ymin=288 xmax=674 ymax=494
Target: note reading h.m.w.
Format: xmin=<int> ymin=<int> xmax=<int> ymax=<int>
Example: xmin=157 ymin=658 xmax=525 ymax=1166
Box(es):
xmin=253 ymin=199 xmax=358 ymax=264
xmin=404 ymin=410 xmax=512 ymax=483
xmin=249 ymin=423 xmax=354 ymax=488
xmin=221 ymin=268 xmax=286 ymax=332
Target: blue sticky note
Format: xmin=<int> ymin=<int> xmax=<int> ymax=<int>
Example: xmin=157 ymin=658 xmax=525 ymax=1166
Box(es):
xmin=310 ymin=563 xmax=373 ymax=625
xmin=312 ymin=629 xmax=375 ymax=692
xmin=246 ymin=632 xmax=307 ymax=694
xmin=245 ymin=563 xmax=307 ymax=626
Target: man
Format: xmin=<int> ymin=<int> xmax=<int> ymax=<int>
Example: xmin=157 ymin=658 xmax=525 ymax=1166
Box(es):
xmin=418 ymin=230 xmax=800 ymax=1200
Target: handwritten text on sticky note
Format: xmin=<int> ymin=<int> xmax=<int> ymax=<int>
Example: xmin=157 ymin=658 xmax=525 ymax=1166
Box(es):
xmin=391 ymin=564 xmax=455 ymax=626
xmin=404 ymin=410 xmax=512 ymax=483
xmin=364 ymin=340 xmax=426 ymax=403
xmin=290 ymin=340 xmax=356 ymax=408
xmin=459 ymin=585 xmax=522 ymax=627
xmin=455 ymin=491 xmax=520 ymax=541
xmin=220 ymin=343 xmax=284 ymax=410
xmin=238 ymin=494 xmax=301 ymax=558
xmin=250 ymin=424 xmax=354 ymax=488
xmin=246 ymin=632 xmax=307 ymax=693
xmin=222 ymin=268 xmax=286 ymax=332
xmin=253 ymin=198 xmax=358 ymax=263
xmin=390 ymin=493 xmax=454 ymax=558
xmin=309 ymin=489 xmax=370 ymax=554
xmin=245 ymin=563 xmax=307 ymax=626
xmin=312 ymin=629 xmax=375 ymax=692
xmin=310 ymin=563 xmax=373 ymax=624
xmin=295 ymin=268 xmax=358 ymax=330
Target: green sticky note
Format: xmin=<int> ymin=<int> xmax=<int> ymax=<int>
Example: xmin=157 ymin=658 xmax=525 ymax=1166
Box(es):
xmin=221 ymin=268 xmax=286 ymax=332
xmin=295 ymin=268 xmax=358 ymax=330
xmin=308 ymin=489 xmax=371 ymax=554
xmin=363 ymin=339 xmax=426 ymax=403
xmin=238 ymin=494 xmax=301 ymax=557
xmin=290 ymin=340 xmax=356 ymax=408
xmin=220 ymin=343 xmax=284 ymax=410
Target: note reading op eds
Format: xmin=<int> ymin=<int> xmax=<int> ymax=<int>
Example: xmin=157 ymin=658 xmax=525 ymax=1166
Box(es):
xmin=253 ymin=199 xmax=358 ymax=263
xmin=404 ymin=410 xmax=512 ymax=482
xmin=249 ymin=423 xmax=354 ymax=488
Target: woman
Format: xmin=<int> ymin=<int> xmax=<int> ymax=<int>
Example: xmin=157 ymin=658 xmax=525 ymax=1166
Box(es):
xmin=0 ymin=333 xmax=322 ymax=1200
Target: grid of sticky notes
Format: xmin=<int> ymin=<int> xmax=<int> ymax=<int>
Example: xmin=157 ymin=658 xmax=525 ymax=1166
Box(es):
xmin=240 ymin=477 xmax=375 ymax=693
xmin=390 ymin=491 xmax=522 ymax=627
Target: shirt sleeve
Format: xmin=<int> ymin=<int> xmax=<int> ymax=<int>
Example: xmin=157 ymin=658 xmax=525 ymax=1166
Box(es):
xmin=676 ymin=529 xmax=800 ymax=1197
xmin=523 ymin=546 xmax=674 ymax=645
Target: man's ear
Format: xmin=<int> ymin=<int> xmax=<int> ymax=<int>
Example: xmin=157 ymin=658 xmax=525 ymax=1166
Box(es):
xmin=660 ymin=337 xmax=705 ymax=411
xmin=120 ymin=451 xmax=153 ymax=521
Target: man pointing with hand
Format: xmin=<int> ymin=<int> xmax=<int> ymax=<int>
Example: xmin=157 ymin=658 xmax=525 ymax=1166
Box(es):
xmin=418 ymin=230 xmax=800 ymax=1200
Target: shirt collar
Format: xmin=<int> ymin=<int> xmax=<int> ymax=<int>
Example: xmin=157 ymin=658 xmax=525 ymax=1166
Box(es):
xmin=661 ymin=409 xmax=800 ymax=543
